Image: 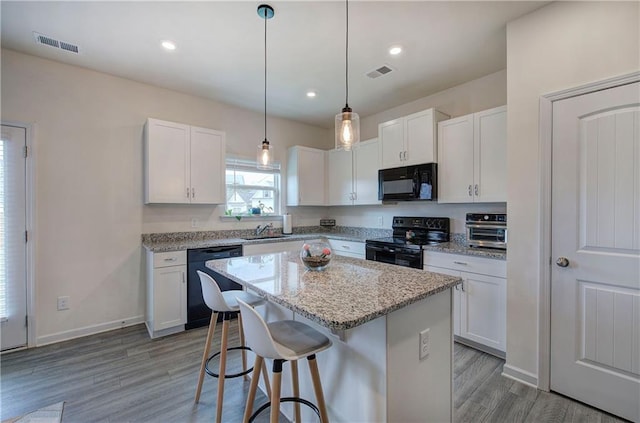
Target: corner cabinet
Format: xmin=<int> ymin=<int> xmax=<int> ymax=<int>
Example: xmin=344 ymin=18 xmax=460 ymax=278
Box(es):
xmin=379 ymin=108 xmax=449 ymax=169
xmin=437 ymin=106 xmax=506 ymax=203
xmin=327 ymin=138 xmax=381 ymax=206
xmin=146 ymin=250 xmax=187 ymax=338
xmin=144 ymin=118 xmax=225 ymax=204
xmin=286 ymin=146 xmax=326 ymax=206
xmin=424 ymin=251 xmax=506 ymax=356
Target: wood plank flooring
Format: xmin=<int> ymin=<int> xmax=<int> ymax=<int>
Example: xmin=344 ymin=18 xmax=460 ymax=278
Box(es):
xmin=1 ymin=323 xmax=629 ymax=422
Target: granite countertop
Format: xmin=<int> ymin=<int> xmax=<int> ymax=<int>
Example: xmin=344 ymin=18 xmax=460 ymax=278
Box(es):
xmin=142 ymin=226 xmax=390 ymax=253
xmin=422 ymin=240 xmax=507 ymax=260
xmin=206 ymin=251 xmax=461 ymax=331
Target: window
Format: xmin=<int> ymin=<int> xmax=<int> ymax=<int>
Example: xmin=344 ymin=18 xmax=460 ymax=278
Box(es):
xmin=225 ymin=157 xmax=280 ymax=217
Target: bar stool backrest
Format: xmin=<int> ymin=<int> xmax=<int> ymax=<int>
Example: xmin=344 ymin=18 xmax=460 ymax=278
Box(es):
xmin=197 ymin=270 xmax=233 ymax=312
xmin=237 ymin=299 xmax=284 ymax=360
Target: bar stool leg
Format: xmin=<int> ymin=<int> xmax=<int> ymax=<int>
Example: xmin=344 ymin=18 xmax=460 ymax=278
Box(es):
xmin=195 ymin=311 xmax=218 ymax=403
xmin=237 ymin=312 xmax=249 ymax=381
xmin=291 ymin=360 xmax=301 ymax=422
xmin=243 ymin=355 xmax=263 ymax=423
xmin=270 ymin=359 xmax=284 ymax=423
xmin=216 ymin=313 xmax=231 ymax=423
xmin=261 ymin=360 xmax=272 ymax=398
xmin=307 ymin=354 xmax=329 ymax=423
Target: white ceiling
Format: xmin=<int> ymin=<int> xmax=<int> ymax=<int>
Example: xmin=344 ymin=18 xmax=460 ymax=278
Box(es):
xmin=1 ymin=1 xmax=548 ymax=128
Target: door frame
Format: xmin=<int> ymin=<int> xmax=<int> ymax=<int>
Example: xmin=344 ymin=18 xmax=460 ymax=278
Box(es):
xmin=537 ymin=70 xmax=640 ymax=391
xmin=1 ymin=120 xmax=36 ymax=349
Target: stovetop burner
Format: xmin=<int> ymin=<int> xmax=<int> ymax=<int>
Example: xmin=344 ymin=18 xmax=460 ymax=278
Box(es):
xmin=365 ymin=216 xmax=450 ymax=251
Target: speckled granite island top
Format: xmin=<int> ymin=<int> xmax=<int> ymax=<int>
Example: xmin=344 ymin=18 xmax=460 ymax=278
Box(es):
xmin=206 ymin=251 xmax=461 ymax=331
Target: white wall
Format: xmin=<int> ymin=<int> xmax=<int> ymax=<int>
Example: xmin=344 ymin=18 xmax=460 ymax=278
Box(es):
xmin=505 ymin=1 xmax=639 ymax=382
xmin=1 ymin=49 xmax=332 ymax=343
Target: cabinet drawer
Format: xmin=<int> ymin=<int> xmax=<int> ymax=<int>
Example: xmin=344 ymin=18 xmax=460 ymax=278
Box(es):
xmin=153 ymin=250 xmax=187 ymax=268
xmin=423 ymin=251 xmax=506 ymax=278
xmin=328 ymin=239 xmax=365 ymax=257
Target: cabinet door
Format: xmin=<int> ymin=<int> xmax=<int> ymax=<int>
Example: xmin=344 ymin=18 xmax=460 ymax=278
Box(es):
xmin=404 ymin=109 xmax=436 ymax=165
xmin=153 ymin=265 xmax=187 ymax=331
xmin=459 ymin=272 xmax=506 ymax=352
xmin=353 ymin=139 xmax=381 ymax=205
xmin=328 ymin=149 xmax=354 ymax=205
xmin=379 ymin=119 xmax=404 ymax=169
xmin=425 ymin=265 xmax=462 ymax=336
xmin=190 ymin=126 xmax=225 ymax=204
xmin=145 ymin=119 xmax=189 ymax=204
xmin=437 ymin=115 xmax=474 ymax=203
xmin=474 ymin=106 xmax=507 ymax=202
xmin=297 ymin=148 xmax=326 ymax=205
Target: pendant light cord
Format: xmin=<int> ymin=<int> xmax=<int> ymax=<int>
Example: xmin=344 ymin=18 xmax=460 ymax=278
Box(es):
xmin=345 ymin=0 xmax=349 ymax=107
xmin=264 ymin=7 xmax=268 ymax=142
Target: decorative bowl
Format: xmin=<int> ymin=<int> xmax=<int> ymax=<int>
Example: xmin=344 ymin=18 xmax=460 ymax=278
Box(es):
xmin=300 ymin=241 xmax=332 ymax=271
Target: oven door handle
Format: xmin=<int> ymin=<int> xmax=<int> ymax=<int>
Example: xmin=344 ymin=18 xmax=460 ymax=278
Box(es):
xmin=366 ymin=245 xmax=395 ymax=253
xmin=466 ymin=224 xmax=507 ymax=229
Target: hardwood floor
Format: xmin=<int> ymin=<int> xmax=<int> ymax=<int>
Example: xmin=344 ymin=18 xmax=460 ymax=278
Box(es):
xmin=1 ymin=323 xmax=628 ymax=422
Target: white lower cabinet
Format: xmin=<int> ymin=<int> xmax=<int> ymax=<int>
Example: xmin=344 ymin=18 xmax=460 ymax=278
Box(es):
xmin=146 ymin=250 xmax=187 ymax=338
xmin=424 ymin=251 xmax=506 ymax=355
xmin=327 ymin=239 xmax=365 ymax=259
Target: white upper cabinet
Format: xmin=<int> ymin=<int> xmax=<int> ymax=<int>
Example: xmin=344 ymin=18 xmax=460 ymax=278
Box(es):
xmin=437 ymin=105 xmax=507 ymax=203
xmin=327 ymin=138 xmax=381 ymax=206
xmin=287 ymin=146 xmax=326 ymax=206
xmin=144 ymin=118 xmax=225 ymax=204
xmin=379 ymin=108 xmax=449 ymax=169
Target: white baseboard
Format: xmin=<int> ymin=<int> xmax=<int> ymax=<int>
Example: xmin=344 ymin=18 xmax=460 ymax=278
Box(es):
xmin=502 ymin=364 xmax=538 ymax=388
xmin=36 ymin=315 xmax=145 ymax=346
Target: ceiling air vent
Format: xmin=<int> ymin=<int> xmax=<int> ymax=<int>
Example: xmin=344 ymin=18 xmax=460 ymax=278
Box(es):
xmin=33 ymin=32 xmax=80 ymax=54
xmin=366 ymin=64 xmax=395 ymax=79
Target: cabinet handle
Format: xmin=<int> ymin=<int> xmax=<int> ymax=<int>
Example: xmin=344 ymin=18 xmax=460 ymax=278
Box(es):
xmin=403 ymin=151 xmax=407 ymax=160
xmin=186 ymin=187 xmax=190 ymax=198
xmin=474 ymin=184 xmax=478 ymax=196
xmin=461 ymin=282 xmax=465 ymax=292
xmin=342 ymin=245 xmax=350 ymax=249
xmin=468 ymin=185 xmax=472 ymax=196
xmin=182 ymin=271 xmax=185 ymax=284
xmin=455 ymin=284 xmax=459 ymax=291
xmin=192 ymin=187 xmax=195 ymax=198
xmin=164 ymin=257 xmax=177 ymax=262
xmin=453 ymin=261 xmax=468 ymax=266
xmin=399 ymin=151 xmax=402 ymax=161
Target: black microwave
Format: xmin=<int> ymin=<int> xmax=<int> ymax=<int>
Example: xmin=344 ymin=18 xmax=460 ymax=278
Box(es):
xmin=378 ymin=163 xmax=437 ymax=201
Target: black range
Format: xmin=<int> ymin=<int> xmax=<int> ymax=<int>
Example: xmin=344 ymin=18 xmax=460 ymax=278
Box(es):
xmin=365 ymin=216 xmax=450 ymax=269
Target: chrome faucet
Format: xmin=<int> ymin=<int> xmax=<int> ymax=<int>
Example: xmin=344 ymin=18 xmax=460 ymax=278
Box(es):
xmin=255 ymin=222 xmax=274 ymax=236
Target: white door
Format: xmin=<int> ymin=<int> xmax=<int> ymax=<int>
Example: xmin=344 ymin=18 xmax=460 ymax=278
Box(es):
xmin=0 ymin=124 xmax=28 ymax=351
xmin=327 ymin=148 xmax=353 ymax=205
xmin=379 ymin=119 xmax=404 ymax=169
xmin=474 ymin=106 xmax=507 ymax=202
xmin=353 ymin=139 xmax=380 ymax=205
xmin=551 ymin=81 xmax=640 ymax=422
xmin=437 ymin=115 xmax=474 ymax=203
xmin=145 ymin=119 xmax=189 ymax=204
xmin=404 ymin=109 xmax=435 ymax=165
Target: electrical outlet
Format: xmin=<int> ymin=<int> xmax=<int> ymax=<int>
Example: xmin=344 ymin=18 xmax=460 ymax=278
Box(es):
xmin=419 ymin=328 xmax=430 ymax=360
xmin=378 ymin=216 xmax=384 ymax=227
xmin=57 ymin=296 xmax=70 ymax=311
xmin=191 ymin=218 xmax=199 ymax=228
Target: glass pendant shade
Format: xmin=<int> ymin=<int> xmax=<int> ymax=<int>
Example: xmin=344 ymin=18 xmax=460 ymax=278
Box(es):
xmin=335 ymin=106 xmax=360 ymax=151
xmin=257 ymin=140 xmax=272 ymax=170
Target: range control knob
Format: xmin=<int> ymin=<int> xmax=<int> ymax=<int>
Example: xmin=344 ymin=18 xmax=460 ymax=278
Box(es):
xmin=484 ymin=215 xmax=489 ymax=220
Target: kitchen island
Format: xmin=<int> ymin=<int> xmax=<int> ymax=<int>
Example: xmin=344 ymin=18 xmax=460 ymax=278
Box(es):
xmin=207 ymin=251 xmax=461 ymax=423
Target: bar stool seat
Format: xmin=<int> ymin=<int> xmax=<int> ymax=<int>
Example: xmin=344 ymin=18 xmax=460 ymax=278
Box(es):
xmin=194 ymin=271 xmax=271 ymax=423
xmin=238 ymin=298 xmax=333 ymax=423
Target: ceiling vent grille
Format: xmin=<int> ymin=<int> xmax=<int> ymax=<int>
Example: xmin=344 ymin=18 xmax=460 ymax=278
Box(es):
xmin=366 ymin=64 xmax=395 ymax=79
xmin=33 ymin=32 xmax=80 ymax=54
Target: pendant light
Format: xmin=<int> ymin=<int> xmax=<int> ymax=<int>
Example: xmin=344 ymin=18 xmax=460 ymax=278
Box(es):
xmin=335 ymin=0 xmax=360 ymax=151
xmin=257 ymin=4 xmax=274 ymax=169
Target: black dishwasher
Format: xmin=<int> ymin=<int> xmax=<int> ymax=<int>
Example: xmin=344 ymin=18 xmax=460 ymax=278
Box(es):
xmin=186 ymin=245 xmax=243 ymax=329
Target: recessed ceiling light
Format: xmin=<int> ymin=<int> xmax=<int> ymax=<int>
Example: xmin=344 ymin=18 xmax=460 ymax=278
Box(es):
xmin=306 ymin=91 xmax=317 ymax=98
xmin=161 ymin=40 xmax=176 ymax=51
xmin=389 ymin=46 xmax=402 ymax=55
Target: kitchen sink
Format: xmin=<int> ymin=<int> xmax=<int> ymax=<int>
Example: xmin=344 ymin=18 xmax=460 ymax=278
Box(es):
xmin=241 ymin=235 xmax=289 ymax=240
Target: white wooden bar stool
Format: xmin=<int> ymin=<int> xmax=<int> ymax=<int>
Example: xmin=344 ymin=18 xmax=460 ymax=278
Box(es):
xmin=238 ymin=298 xmax=333 ymax=423
xmin=194 ymin=270 xmax=271 ymax=423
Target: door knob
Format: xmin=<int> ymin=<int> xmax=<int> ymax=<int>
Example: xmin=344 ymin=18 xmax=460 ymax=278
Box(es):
xmin=556 ymin=257 xmax=570 ymax=268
